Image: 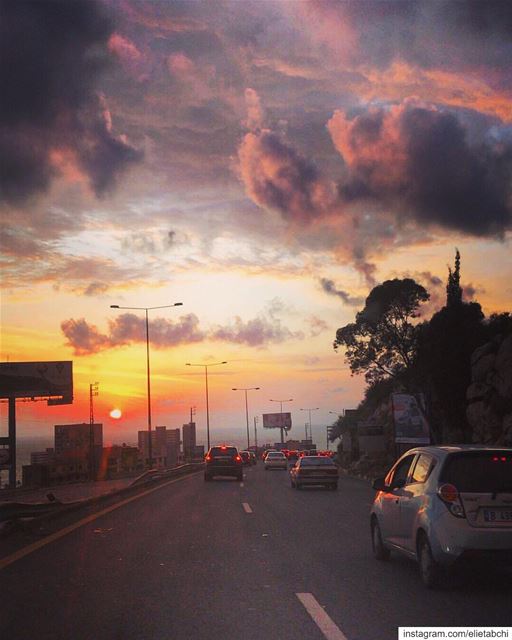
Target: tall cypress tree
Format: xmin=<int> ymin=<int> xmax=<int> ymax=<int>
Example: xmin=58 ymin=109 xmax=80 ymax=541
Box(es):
xmin=446 ymin=248 xmax=462 ymax=307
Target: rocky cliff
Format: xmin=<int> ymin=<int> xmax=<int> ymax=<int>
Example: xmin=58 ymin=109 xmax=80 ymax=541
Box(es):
xmin=466 ymin=333 xmax=512 ymax=445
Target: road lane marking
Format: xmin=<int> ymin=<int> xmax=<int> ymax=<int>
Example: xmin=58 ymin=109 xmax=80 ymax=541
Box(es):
xmin=0 ymin=472 xmax=200 ymax=572
xmin=240 ymin=482 xmax=244 ymax=487
xmin=242 ymin=502 xmax=253 ymax=513
xmin=296 ymin=593 xmax=348 ymax=640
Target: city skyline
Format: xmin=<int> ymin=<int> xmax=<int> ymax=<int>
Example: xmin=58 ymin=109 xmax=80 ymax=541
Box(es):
xmin=2 ymin=1 xmax=511 ymax=447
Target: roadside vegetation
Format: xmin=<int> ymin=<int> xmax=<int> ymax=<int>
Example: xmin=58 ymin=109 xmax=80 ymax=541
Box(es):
xmin=331 ymin=250 xmax=512 ymax=458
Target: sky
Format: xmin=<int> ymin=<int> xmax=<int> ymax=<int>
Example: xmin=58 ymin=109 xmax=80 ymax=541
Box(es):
xmin=1 ymin=0 xmax=511 ymax=451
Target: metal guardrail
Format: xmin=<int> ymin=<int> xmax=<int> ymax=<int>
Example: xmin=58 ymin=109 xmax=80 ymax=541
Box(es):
xmin=0 ymin=462 xmax=204 ymax=527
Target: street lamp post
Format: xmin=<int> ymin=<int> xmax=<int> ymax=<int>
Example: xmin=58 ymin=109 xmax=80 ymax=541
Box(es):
xmin=89 ymin=382 xmax=99 ymax=481
xmin=232 ymin=387 xmax=260 ymax=450
xmin=300 ymin=407 xmax=319 ymax=444
xmin=110 ymin=302 xmax=183 ymax=469
xmin=254 ymin=415 xmax=259 ymax=452
xmin=186 ymin=361 xmax=227 ymax=451
xmin=269 ymin=398 xmax=293 ymax=444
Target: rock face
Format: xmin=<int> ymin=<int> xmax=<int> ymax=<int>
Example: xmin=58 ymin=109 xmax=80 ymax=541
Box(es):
xmin=466 ymin=333 xmax=512 ymax=445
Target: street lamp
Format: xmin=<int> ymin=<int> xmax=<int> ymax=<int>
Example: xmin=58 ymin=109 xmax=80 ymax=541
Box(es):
xmin=269 ymin=398 xmax=293 ymax=443
xmin=300 ymin=407 xmax=319 ymax=443
xmin=110 ymin=302 xmax=183 ymax=468
xmin=186 ymin=361 xmax=227 ymax=451
xmin=232 ymin=387 xmax=260 ymax=450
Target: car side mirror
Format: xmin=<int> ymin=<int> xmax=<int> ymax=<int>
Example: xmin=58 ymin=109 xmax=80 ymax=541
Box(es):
xmin=372 ymin=477 xmax=387 ymax=491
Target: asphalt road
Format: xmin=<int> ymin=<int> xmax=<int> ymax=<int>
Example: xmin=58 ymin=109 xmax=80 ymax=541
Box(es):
xmin=1 ymin=464 xmax=511 ymax=640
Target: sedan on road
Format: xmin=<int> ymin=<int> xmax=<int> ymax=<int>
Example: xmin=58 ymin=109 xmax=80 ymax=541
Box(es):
xmin=264 ymin=451 xmax=288 ymax=470
xmin=290 ymin=456 xmax=339 ymax=490
xmin=370 ymin=445 xmax=512 ymax=588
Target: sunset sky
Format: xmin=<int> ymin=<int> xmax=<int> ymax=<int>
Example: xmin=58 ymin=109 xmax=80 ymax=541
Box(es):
xmin=1 ymin=0 xmax=511 ymax=450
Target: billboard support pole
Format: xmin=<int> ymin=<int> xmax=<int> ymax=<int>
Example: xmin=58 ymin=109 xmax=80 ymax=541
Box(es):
xmin=8 ymin=397 xmax=16 ymax=489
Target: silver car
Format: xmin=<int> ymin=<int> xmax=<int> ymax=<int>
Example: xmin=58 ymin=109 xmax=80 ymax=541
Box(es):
xmin=264 ymin=451 xmax=288 ymax=470
xmin=370 ymin=445 xmax=512 ymax=588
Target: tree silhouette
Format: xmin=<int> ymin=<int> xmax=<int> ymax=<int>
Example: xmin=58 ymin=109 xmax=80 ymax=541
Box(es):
xmin=334 ymin=278 xmax=429 ymax=384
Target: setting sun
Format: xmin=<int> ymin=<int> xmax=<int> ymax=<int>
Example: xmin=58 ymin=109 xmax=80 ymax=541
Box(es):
xmin=109 ymin=409 xmax=122 ymax=420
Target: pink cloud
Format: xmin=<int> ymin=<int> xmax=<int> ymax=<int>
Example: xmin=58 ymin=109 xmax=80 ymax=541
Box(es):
xmin=238 ymin=129 xmax=334 ymax=223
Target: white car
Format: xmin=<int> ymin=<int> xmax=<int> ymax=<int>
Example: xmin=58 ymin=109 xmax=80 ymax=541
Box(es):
xmin=370 ymin=445 xmax=512 ymax=588
xmin=264 ymin=451 xmax=288 ymax=470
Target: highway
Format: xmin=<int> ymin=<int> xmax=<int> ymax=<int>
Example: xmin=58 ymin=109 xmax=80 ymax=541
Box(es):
xmin=2 ymin=464 xmax=511 ymax=640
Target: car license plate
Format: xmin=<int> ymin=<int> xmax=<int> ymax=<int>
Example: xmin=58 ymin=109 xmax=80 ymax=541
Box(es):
xmin=483 ymin=509 xmax=512 ymax=522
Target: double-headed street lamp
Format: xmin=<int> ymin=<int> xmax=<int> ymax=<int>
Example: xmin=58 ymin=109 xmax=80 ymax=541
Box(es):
xmin=300 ymin=407 xmax=319 ymax=442
xmin=186 ymin=361 xmax=227 ymax=451
xmin=269 ymin=398 xmax=293 ymax=443
xmin=110 ymin=302 xmax=183 ymax=468
xmin=232 ymin=387 xmax=260 ymax=450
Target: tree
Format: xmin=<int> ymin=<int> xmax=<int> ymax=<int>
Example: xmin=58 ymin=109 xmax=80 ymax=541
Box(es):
xmin=446 ymin=248 xmax=463 ymax=307
xmin=334 ymin=278 xmax=429 ymax=384
xmin=412 ymin=250 xmax=485 ymax=442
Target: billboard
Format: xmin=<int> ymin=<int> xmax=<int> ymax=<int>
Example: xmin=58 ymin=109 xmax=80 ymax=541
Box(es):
xmin=391 ymin=393 xmax=430 ymax=444
xmin=262 ymin=412 xmax=292 ymax=430
xmin=0 ymin=361 xmax=73 ymax=404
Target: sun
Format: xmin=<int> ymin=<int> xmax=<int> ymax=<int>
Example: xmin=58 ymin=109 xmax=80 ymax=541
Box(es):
xmin=109 ymin=408 xmax=122 ymax=419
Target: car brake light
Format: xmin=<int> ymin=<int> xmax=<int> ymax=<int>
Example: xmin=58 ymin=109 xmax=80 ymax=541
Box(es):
xmin=205 ymin=455 xmax=212 ymax=462
xmin=437 ymin=483 xmax=465 ymax=518
xmin=234 ymin=455 xmax=242 ymax=462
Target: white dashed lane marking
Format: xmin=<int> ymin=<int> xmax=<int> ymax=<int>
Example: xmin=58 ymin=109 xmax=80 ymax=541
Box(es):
xmin=296 ymin=593 xmax=348 ymax=640
xmin=242 ymin=502 xmax=253 ymax=513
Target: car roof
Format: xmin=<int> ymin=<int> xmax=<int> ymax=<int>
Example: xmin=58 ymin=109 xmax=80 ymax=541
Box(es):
xmin=400 ymin=444 xmax=512 ymax=459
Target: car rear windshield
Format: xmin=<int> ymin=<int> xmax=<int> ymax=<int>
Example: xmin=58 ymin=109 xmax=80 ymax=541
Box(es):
xmin=300 ymin=457 xmax=334 ymax=466
xmin=440 ymin=451 xmax=512 ymax=492
xmin=267 ymin=452 xmax=285 ymax=458
xmin=210 ymin=447 xmax=237 ymax=457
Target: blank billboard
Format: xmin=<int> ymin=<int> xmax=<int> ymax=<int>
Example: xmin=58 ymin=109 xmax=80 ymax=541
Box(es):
xmin=262 ymin=412 xmax=292 ymax=429
xmin=0 ymin=361 xmax=73 ymax=403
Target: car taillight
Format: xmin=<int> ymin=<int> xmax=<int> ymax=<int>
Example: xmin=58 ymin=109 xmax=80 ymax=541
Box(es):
xmin=437 ymin=483 xmax=465 ymax=518
xmin=234 ymin=455 xmax=242 ymax=462
xmin=205 ymin=455 xmax=212 ymax=462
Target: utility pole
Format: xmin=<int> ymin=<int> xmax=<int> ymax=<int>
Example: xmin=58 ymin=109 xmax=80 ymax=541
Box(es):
xmin=89 ymin=382 xmax=99 ymax=481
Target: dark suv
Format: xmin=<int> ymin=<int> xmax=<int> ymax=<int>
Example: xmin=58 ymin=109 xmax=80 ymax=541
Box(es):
xmin=204 ymin=445 xmax=243 ymax=481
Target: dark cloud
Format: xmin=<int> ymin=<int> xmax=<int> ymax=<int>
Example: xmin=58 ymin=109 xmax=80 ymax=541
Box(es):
xmin=308 ymin=315 xmax=330 ymax=337
xmin=0 ymin=0 xmax=141 ymax=205
xmin=210 ymin=315 xmax=304 ymax=347
xmin=83 ymin=282 xmax=110 ymax=297
xmin=238 ymin=129 xmax=333 ymax=222
xmin=320 ymin=278 xmax=365 ymax=307
xmin=61 ymin=311 xmax=302 ymax=355
xmin=316 ymin=0 xmax=512 ymax=73
xmin=60 ymin=318 xmax=112 ymax=356
xmin=109 ymin=313 xmax=204 ymax=348
xmin=329 ymin=101 xmax=512 ymax=236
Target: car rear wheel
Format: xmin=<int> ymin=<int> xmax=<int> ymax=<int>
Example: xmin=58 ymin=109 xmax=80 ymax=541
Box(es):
xmin=418 ymin=533 xmax=443 ymax=589
xmin=204 ymin=474 xmax=212 ymax=482
xmin=290 ymin=479 xmax=295 ymax=488
xmin=371 ymin=518 xmax=390 ymax=561
xmin=296 ymin=482 xmax=302 ymax=490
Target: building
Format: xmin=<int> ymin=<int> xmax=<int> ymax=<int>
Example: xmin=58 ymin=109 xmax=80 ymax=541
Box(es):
xmin=54 ymin=422 xmax=103 ymax=479
xmin=182 ymin=422 xmax=196 ymax=460
xmin=99 ymin=444 xmax=140 ymax=478
xmin=138 ymin=426 xmax=181 ymax=468
xmin=30 ymin=448 xmax=55 ymax=465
